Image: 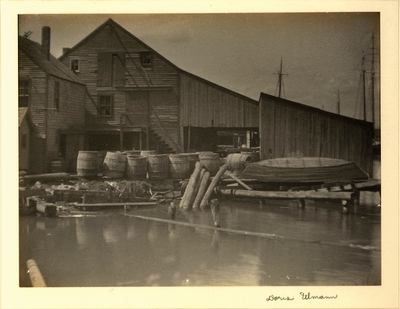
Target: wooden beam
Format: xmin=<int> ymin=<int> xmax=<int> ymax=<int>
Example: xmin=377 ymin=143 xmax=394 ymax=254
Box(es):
xmin=225 ymin=171 xmax=253 ymax=190
xmin=219 ymin=188 xmax=353 ymax=200
xmin=73 ymin=202 xmax=158 ymax=207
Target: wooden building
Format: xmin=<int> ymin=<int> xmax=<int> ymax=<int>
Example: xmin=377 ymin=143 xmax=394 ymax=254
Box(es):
xmin=18 ymin=27 xmax=86 ymax=174
xmin=59 ymin=19 xmax=259 ymax=154
xmin=259 ymin=93 xmax=374 ymax=175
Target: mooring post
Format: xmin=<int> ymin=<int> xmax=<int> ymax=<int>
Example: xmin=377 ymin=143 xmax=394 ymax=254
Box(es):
xmin=168 ymin=201 xmax=176 ymax=220
xmin=210 ymin=198 xmax=220 ymax=227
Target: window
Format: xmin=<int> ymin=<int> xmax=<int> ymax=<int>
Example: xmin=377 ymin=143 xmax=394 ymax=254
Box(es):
xmin=140 ymin=52 xmax=152 ymax=69
xmin=18 ymin=79 xmax=30 ymax=107
xmin=98 ymin=95 xmax=113 ymax=116
xmin=54 ymin=81 xmax=60 ymax=111
xmin=70 ymin=59 xmax=79 ymax=73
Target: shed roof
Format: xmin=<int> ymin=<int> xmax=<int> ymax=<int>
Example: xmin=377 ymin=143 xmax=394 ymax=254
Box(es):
xmin=19 ymin=35 xmax=85 ymax=85
xmin=259 ymin=92 xmax=373 ymax=127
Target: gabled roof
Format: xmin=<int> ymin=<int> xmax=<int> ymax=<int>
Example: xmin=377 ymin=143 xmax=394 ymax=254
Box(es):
xmin=59 ymin=18 xmax=258 ymax=105
xmin=19 ymin=35 xmax=84 ymax=85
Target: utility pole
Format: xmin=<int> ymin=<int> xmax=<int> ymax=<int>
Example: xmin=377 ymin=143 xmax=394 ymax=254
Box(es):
xmin=274 ymin=57 xmax=288 ymax=98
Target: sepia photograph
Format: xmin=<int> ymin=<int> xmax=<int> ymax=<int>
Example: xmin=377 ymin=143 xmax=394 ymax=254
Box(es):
xmin=1 ymin=1 xmax=399 ymax=308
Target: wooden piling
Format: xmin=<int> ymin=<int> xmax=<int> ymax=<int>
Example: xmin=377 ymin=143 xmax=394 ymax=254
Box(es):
xmin=168 ymin=201 xmax=176 ymax=220
xmin=179 ymin=161 xmax=202 ymax=210
xmin=192 ymin=168 xmax=206 ymax=209
xmin=193 ymin=170 xmax=210 ymax=210
xmin=210 ymin=199 xmax=220 ymax=227
xmin=200 ymin=164 xmax=228 ymax=209
xmin=26 ymin=259 xmax=47 ymax=287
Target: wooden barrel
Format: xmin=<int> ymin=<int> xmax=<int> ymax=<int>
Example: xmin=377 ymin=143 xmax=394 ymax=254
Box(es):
xmin=103 ymin=151 xmax=127 ymax=178
xmin=126 ymin=155 xmax=147 ymax=179
xmin=241 ymin=151 xmax=260 ymax=162
xmin=140 ymin=150 xmax=157 ymax=159
xmin=77 ymin=151 xmax=98 ymax=178
xmin=226 ymin=153 xmax=253 ymax=172
xmin=148 ymin=154 xmax=169 ymax=179
xmin=198 ymin=152 xmax=220 ymax=176
xmin=186 ymin=153 xmax=199 ymax=175
xmin=169 ymin=154 xmax=190 ymax=179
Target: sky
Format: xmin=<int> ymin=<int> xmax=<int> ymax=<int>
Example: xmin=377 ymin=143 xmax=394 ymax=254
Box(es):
xmin=18 ymin=13 xmax=380 ymax=125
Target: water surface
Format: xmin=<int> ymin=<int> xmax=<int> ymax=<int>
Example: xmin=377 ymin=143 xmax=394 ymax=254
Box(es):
xmin=19 ymin=199 xmax=381 ymax=286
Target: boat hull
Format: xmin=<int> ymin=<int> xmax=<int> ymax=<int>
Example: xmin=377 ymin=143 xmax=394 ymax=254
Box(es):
xmin=241 ymin=157 xmax=369 ymax=184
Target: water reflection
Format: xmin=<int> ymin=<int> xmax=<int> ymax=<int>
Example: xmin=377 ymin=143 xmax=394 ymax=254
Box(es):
xmin=19 ymin=199 xmax=380 ymax=287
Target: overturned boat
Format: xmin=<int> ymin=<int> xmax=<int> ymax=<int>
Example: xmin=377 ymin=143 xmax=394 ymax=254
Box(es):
xmin=240 ymin=157 xmax=369 ymax=184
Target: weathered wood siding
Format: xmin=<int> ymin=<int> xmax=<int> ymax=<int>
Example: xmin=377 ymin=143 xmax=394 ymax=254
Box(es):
xmin=259 ymin=94 xmax=373 ymax=175
xmin=19 ymin=49 xmax=86 ymax=173
xmin=180 ymin=72 xmax=259 ymax=128
xmin=46 ymin=75 xmax=86 ymax=161
xmin=59 ymin=21 xmax=180 ymax=151
xmin=19 ymin=49 xmax=47 ymax=136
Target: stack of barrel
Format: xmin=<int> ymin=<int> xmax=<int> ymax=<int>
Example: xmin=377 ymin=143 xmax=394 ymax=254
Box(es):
xmin=76 ymin=150 xmax=223 ymax=181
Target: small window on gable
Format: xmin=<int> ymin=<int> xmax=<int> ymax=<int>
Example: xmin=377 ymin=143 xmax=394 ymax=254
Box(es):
xmin=140 ymin=52 xmax=152 ymax=69
xmin=98 ymin=95 xmax=113 ymax=117
xmin=18 ymin=79 xmax=30 ymax=107
xmin=70 ymin=59 xmax=79 ymax=73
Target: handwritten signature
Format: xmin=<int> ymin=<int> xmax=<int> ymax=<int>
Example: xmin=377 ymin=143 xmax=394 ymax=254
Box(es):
xmin=266 ymin=292 xmax=338 ymax=301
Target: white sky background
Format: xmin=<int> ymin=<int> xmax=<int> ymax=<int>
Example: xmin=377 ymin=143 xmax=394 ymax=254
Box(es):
xmin=18 ymin=13 xmax=380 ymax=125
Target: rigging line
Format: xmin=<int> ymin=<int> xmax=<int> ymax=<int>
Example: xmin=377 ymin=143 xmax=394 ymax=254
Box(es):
xmin=115 ymin=53 xmax=139 ymax=87
xmin=109 ymin=24 xmax=152 ymax=87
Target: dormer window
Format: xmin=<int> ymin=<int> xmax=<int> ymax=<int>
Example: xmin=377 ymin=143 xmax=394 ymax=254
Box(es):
xmin=140 ymin=52 xmax=152 ymax=69
xmin=70 ymin=58 xmax=80 ymax=73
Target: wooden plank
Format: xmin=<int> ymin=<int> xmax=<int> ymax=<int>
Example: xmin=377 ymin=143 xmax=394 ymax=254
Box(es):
xmin=220 ymin=188 xmax=353 ymax=200
xmin=354 ymin=179 xmax=381 ymax=189
xmin=73 ymin=202 xmax=158 ymax=207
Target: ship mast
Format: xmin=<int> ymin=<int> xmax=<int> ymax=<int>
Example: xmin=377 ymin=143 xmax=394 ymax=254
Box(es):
xmin=274 ymin=57 xmax=288 ymax=98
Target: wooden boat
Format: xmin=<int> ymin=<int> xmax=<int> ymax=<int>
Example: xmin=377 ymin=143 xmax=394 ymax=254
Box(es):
xmin=240 ymin=157 xmax=369 ymax=184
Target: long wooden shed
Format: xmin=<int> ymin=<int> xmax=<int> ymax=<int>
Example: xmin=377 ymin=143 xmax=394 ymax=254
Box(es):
xmin=259 ymin=93 xmax=374 ymax=175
